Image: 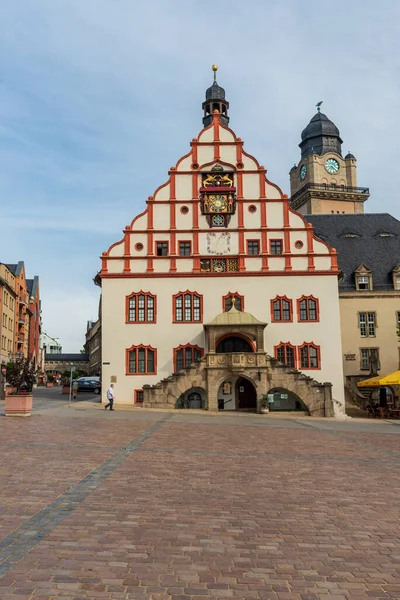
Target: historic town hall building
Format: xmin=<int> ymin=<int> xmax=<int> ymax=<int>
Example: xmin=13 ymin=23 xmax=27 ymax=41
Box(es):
xmin=100 ymin=67 xmax=345 ymax=416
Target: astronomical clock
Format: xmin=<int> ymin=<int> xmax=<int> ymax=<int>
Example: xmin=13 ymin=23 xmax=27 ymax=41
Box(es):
xmin=199 ymin=165 xmax=237 ymax=227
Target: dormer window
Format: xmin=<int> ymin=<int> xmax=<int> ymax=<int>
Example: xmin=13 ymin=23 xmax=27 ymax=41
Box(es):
xmin=357 ymin=276 xmax=370 ymax=290
xmin=355 ymin=265 xmax=373 ymax=291
xmin=392 ymin=266 xmax=400 ymax=290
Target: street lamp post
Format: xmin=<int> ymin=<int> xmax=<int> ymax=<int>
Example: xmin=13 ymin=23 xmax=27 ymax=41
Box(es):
xmin=68 ymin=364 xmax=73 ymax=408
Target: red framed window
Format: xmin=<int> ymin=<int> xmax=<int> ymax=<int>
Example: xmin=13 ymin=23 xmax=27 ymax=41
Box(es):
xmin=174 ymin=344 xmax=204 ymax=372
xmin=271 ymin=296 xmax=293 ymax=322
xmin=134 ymin=389 xmax=144 ymax=404
xmin=126 ymin=292 xmax=156 ymax=323
xmin=222 ymin=292 xmax=244 ymax=312
xmin=179 ymin=241 xmax=192 ymax=256
xmin=247 ymin=240 xmax=260 ymax=255
xmin=297 ymin=296 xmax=319 ymax=322
xmin=299 ymin=343 xmax=320 ymax=369
xmin=156 ymin=241 xmax=169 ymax=256
xmin=274 ymin=343 xmax=296 ymax=368
xmin=270 ymin=239 xmax=283 ymax=255
xmin=173 ymin=291 xmax=202 ymax=323
xmin=126 ymin=345 xmax=156 ymax=375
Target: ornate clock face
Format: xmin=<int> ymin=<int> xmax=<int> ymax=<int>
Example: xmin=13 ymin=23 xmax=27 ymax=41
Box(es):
xmin=300 ymin=165 xmax=307 ymax=180
xmin=325 ymin=158 xmax=339 ymax=174
xmin=210 ymin=195 xmax=227 ymax=212
xmin=212 ymin=214 xmax=225 ymax=227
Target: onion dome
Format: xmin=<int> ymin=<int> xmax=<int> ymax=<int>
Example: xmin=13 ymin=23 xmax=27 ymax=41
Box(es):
xmin=299 ymin=104 xmax=343 ymax=159
xmin=345 ymin=151 xmax=356 ymax=159
xmin=202 ymin=65 xmax=230 ymax=128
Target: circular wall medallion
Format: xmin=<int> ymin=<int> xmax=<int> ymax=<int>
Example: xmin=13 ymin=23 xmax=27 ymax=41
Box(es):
xmin=236 ymin=162 xmax=244 ymax=169
xmin=135 ymin=242 xmax=144 ymax=251
xmin=212 ymin=214 xmax=224 ymax=227
xmin=192 ymin=163 xmax=199 ymax=170
xmin=325 ymin=158 xmax=339 ymax=174
xmin=294 ymin=240 xmax=304 ymax=249
xmin=180 ymin=206 xmax=189 ymax=214
xmin=300 ymin=165 xmax=307 ymax=180
xmin=248 ymin=205 xmax=257 ymax=213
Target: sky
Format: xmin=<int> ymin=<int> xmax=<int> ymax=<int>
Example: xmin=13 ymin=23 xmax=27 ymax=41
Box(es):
xmin=1 ymin=0 xmax=399 ymax=352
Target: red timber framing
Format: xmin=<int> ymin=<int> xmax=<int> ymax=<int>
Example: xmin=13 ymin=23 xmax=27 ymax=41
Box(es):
xmin=100 ymin=111 xmax=340 ymax=282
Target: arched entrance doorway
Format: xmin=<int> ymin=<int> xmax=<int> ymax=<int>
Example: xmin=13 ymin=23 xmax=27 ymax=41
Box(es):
xmin=236 ymin=377 xmax=257 ymax=412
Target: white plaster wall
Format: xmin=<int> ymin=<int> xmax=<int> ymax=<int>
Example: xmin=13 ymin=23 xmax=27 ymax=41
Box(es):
xmin=153 ymin=259 xmax=170 ymax=273
xmin=129 ymin=259 xmax=147 ymax=273
xmin=102 ymin=274 xmax=344 ymax=413
xmin=152 ymin=205 xmax=170 ymax=230
xmin=243 ymin=174 xmax=260 ymax=199
xmin=266 ymin=183 xmax=282 ymax=199
xmin=197 ymin=146 xmax=214 ymax=166
xmin=290 ymin=231 xmax=307 ymax=251
xmin=175 ymin=208 xmax=192 ymax=229
xmin=243 ymin=206 xmax=262 ymax=229
xmin=220 ymin=145 xmax=237 ymax=166
xmin=131 ymin=213 xmax=147 ymax=230
xmin=176 ymin=154 xmax=192 ymax=171
xmin=266 ymin=203 xmax=284 ymax=228
xmin=108 ymin=240 xmax=124 ymax=257
xmin=107 ymin=260 xmax=125 ymax=274
xmin=154 ymin=182 xmax=170 ymax=201
xmin=219 ymin=127 xmax=235 ymax=142
xmin=198 ymin=127 xmax=213 ymax=142
xmin=241 ymin=153 xmax=258 ymax=169
xmin=314 ymin=257 xmax=332 ymax=270
xmin=175 ymin=175 xmax=192 ymax=200
xmin=291 ymin=257 xmax=309 ymax=271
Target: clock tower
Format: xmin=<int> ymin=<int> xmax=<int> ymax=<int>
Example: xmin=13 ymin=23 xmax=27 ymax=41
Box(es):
xmin=289 ymin=106 xmax=369 ymax=215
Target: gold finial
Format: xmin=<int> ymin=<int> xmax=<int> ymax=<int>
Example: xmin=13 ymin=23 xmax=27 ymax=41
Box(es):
xmin=212 ymin=64 xmax=218 ymax=82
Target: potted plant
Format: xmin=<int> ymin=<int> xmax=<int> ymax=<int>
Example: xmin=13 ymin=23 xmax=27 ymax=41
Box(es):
xmin=4 ymin=358 xmax=36 ymax=417
xmin=259 ymin=394 xmax=270 ymax=414
xmin=46 ymin=373 xmax=54 ymax=388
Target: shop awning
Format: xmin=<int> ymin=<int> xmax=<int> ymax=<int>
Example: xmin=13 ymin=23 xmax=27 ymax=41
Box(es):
xmin=357 ymin=371 xmax=400 ymax=388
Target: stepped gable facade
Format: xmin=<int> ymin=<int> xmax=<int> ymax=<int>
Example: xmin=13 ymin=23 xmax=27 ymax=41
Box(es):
xmin=100 ymin=69 xmax=345 ymax=415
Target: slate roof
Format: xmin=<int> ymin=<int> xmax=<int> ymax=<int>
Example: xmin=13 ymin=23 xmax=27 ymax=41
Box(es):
xmin=305 ymin=213 xmax=400 ymax=291
xmin=26 ymin=276 xmax=39 ymax=298
xmin=5 ymin=261 xmax=24 ymax=277
xmin=45 ymin=353 xmax=89 ymax=361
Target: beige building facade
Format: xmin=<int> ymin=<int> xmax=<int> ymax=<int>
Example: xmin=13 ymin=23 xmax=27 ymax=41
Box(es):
xmin=99 ymin=70 xmax=346 ymax=416
xmin=0 ymin=263 xmax=16 ymax=364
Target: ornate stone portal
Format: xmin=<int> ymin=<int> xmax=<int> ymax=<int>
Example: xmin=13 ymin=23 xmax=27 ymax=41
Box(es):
xmin=143 ymin=305 xmax=334 ymax=416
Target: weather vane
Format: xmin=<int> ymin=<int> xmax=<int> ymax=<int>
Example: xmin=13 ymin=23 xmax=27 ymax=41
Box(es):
xmin=316 ymin=101 xmax=323 ymax=112
xmin=212 ymin=64 xmax=218 ymax=83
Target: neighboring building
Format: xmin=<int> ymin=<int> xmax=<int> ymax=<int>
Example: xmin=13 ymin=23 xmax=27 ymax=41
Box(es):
xmin=41 ymin=332 xmax=62 ymax=355
xmin=27 ymin=276 xmax=41 ymax=365
xmin=7 ymin=262 xmax=30 ymax=359
xmin=98 ymin=68 xmax=345 ymax=416
xmin=307 ymin=213 xmax=400 ymax=393
xmin=44 ymin=353 xmax=89 ymax=378
xmin=289 ymin=106 xmax=370 ymax=215
xmin=86 ymin=318 xmax=101 ymax=376
xmin=0 ymin=263 xmax=17 ymax=364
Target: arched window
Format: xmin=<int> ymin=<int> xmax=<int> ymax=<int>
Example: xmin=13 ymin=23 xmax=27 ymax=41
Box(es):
xmin=271 ymin=296 xmax=293 ymax=322
xmin=274 ymin=343 xmax=296 ymax=368
xmin=222 ymin=292 xmax=244 ymax=312
xmin=297 ymin=296 xmax=319 ymax=322
xmin=126 ymin=292 xmax=156 ymax=323
xmin=299 ymin=343 xmax=320 ymax=370
xmin=126 ymin=345 xmax=156 ymax=375
xmin=216 ymin=336 xmax=253 ymax=353
xmin=174 ymin=344 xmax=204 ymax=372
xmin=173 ymin=291 xmax=202 ymax=323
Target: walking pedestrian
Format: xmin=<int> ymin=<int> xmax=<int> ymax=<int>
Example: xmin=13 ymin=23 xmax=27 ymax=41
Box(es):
xmin=72 ymin=380 xmax=78 ymax=400
xmin=104 ymin=383 xmax=115 ymax=411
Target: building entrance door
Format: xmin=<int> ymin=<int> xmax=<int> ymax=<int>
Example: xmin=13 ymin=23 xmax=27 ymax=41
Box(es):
xmin=236 ymin=377 xmax=257 ymax=411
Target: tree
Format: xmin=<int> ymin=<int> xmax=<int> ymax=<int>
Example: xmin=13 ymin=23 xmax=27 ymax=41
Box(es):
xmin=6 ymin=358 xmax=37 ymax=394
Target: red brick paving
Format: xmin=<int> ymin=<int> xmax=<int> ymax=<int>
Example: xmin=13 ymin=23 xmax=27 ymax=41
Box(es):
xmin=1 ymin=410 xmax=400 ymax=599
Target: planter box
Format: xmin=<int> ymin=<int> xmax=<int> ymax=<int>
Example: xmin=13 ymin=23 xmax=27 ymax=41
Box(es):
xmin=5 ymin=386 xmax=17 ymax=396
xmin=61 ymin=385 xmax=71 ymax=395
xmin=5 ymin=394 xmax=33 ymax=417
xmin=46 ymin=382 xmax=53 ymax=388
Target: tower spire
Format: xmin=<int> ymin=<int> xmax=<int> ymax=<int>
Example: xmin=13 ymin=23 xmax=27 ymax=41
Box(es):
xmin=202 ymin=65 xmax=230 ymax=128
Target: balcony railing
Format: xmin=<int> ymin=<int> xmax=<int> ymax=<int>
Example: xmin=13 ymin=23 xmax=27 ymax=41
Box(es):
xmin=291 ymin=182 xmax=370 ymax=202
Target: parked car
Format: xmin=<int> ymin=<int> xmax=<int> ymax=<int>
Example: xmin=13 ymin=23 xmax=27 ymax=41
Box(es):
xmin=72 ymin=379 xmax=101 ymax=395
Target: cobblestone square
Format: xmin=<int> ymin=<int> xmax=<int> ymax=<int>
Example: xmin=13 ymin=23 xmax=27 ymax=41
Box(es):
xmin=1 ymin=392 xmax=400 ymax=599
